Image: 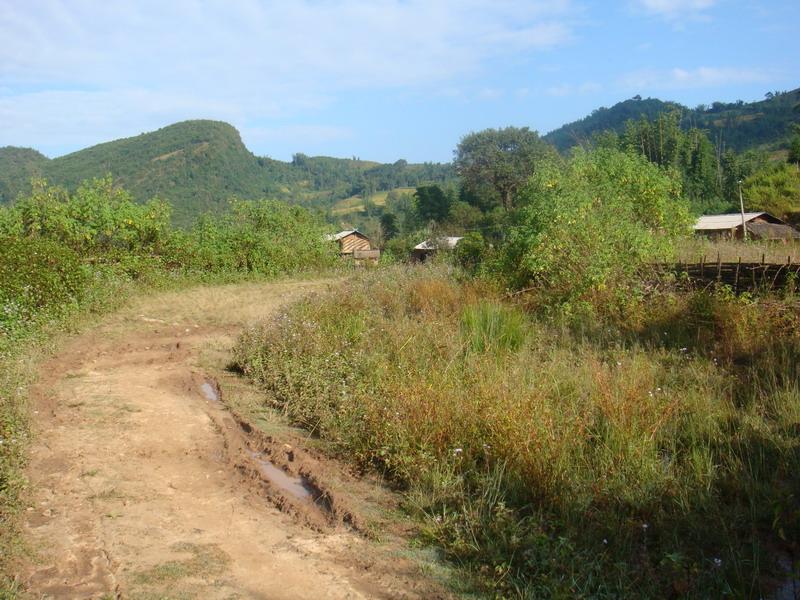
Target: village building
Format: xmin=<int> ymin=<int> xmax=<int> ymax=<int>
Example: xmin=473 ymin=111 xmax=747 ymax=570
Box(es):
xmin=694 ymin=212 xmax=800 ymax=241
xmin=326 ymin=229 xmax=380 ymax=262
xmin=326 ymin=229 xmax=372 ymax=254
xmin=412 ymin=236 xmax=463 ymax=261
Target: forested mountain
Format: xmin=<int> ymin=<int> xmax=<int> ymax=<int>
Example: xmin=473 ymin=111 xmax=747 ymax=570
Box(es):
xmin=2 ymin=88 xmax=797 ymax=225
xmin=544 ymin=88 xmax=800 ymax=153
xmin=0 ymin=120 xmax=454 ymax=225
xmin=0 ymin=147 xmax=49 ymax=207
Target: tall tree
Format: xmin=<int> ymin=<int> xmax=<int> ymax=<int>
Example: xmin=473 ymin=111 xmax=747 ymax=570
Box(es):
xmin=454 ymin=127 xmax=555 ymax=211
xmin=788 ymin=134 xmax=800 ymax=169
xmin=414 ymin=185 xmax=451 ymax=223
xmin=379 ymin=212 xmax=398 ymax=240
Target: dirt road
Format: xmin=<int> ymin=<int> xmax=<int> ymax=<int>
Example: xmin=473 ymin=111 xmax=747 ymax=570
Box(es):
xmin=19 ymin=280 xmax=449 ymax=599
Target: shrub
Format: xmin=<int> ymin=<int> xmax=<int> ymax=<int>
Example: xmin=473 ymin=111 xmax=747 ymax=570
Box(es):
xmin=453 ymin=231 xmax=489 ymax=275
xmin=0 ymin=237 xmax=88 ymax=332
xmin=10 ymin=177 xmax=172 ymax=254
xmin=499 ymin=148 xmax=692 ymax=312
xmin=176 ymin=199 xmax=338 ymax=275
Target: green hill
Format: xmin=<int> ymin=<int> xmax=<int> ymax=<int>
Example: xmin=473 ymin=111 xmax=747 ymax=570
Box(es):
xmin=544 ymin=88 xmax=800 ymax=153
xmin=0 ymin=120 xmax=454 ymax=225
xmin=0 ymin=147 xmax=49 ymax=205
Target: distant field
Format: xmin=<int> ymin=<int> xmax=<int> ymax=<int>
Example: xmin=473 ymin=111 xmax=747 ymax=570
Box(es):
xmin=330 ymin=187 xmax=416 ymax=216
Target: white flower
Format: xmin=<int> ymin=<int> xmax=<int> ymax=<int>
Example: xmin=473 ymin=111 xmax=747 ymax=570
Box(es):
xmin=453 ymin=448 xmax=463 ymax=456
xmin=713 ymin=558 xmax=722 ymax=568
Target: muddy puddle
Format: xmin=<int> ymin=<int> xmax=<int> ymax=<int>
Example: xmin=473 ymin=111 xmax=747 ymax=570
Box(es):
xmin=248 ymin=451 xmax=318 ymax=500
xmin=200 ymin=381 xmax=220 ymax=403
xmin=198 ymin=375 xmax=338 ymax=526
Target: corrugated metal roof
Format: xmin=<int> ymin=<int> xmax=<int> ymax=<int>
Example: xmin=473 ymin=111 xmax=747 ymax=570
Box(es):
xmin=325 ymin=229 xmax=359 ymax=241
xmin=747 ymin=222 xmax=800 ymax=240
xmin=413 ymin=237 xmax=463 ymax=251
xmin=694 ymin=213 xmax=766 ymax=230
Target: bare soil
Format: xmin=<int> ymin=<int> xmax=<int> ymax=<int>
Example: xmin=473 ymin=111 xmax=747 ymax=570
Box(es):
xmin=17 ymin=280 xmax=452 ymax=599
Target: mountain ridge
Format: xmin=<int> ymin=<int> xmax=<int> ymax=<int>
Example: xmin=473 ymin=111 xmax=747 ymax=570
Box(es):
xmin=543 ymin=88 xmax=800 ymax=153
xmin=0 ymin=120 xmax=455 ymax=225
xmin=2 ymin=88 xmax=797 ymax=224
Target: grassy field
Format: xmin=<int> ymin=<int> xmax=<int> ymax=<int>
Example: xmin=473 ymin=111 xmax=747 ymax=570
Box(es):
xmin=235 ymin=264 xmax=800 ymax=598
xmin=677 ymin=237 xmax=800 ymax=264
xmin=330 ymin=187 xmax=416 ymax=216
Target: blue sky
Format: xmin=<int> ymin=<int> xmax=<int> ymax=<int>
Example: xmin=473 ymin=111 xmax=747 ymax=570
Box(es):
xmin=1 ymin=0 xmax=797 ymax=163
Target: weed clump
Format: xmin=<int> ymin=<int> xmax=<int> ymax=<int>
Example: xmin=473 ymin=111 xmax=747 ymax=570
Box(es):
xmin=234 ymin=265 xmax=800 ymax=598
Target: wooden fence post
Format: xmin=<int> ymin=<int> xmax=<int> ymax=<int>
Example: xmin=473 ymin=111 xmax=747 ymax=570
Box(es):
xmin=735 ymin=257 xmax=741 ymax=294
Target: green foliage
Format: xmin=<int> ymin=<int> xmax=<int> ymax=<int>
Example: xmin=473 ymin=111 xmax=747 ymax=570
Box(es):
xmin=0 ymin=121 xmax=455 ymax=226
xmin=0 ymin=237 xmax=88 ymax=333
xmin=414 ymin=184 xmax=452 ymax=223
xmin=0 ymin=147 xmax=48 ymax=204
xmin=546 ymin=88 xmax=800 ymax=154
xmin=499 ymin=148 xmax=691 ymax=309
xmin=619 ymin=112 xmax=741 ymax=213
xmin=461 ymin=301 xmax=526 ymax=353
xmin=176 ymin=199 xmax=338 ymax=275
xmin=743 ymin=161 xmax=800 ymax=222
xmin=453 ymin=231 xmax=489 ymax=275
xmin=379 ymin=212 xmax=398 ymax=240
xmin=6 ymin=177 xmax=172 ymax=253
xmin=455 ymin=127 xmax=557 ymax=211
xmin=788 ymin=134 xmax=800 ymax=166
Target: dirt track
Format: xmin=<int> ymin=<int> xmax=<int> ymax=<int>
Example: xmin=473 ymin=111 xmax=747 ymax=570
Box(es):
xmin=19 ymin=280 xmax=449 ymax=599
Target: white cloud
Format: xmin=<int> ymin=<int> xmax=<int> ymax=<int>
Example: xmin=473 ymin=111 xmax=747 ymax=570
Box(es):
xmin=0 ymin=0 xmax=579 ymax=154
xmin=545 ymin=81 xmax=602 ymax=96
xmin=620 ymin=66 xmax=773 ymax=91
xmin=634 ymin=0 xmax=717 ymax=20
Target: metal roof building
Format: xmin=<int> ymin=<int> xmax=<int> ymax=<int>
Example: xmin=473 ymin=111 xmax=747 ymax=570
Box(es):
xmin=694 ymin=212 xmax=798 ymax=240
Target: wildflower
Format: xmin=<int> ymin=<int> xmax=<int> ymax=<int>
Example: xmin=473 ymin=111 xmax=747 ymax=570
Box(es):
xmin=642 ymin=523 xmax=649 ymax=530
xmin=713 ymin=558 xmax=722 ymax=568
xmin=603 ymin=539 xmax=608 ymax=545
xmin=453 ymin=448 xmax=463 ymax=456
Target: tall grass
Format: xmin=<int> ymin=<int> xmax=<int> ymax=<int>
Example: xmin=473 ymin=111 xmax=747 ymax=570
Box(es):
xmin=677 ymin=237 xmax=800 ymax=264
xmin=234 ymin=265 xmax=800 ymax=598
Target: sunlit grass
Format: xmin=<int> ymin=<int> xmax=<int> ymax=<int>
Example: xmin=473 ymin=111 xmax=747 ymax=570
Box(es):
xmin=235 ymin=265 xmax=800 ymax=598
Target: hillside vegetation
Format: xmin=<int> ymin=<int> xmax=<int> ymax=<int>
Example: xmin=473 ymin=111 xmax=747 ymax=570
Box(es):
xmin=544 ymin=88 xmax=800 ymax=154
xmin=0 ymin=120 xmax=454 ymax=225
xmin=234 ymin=134 xmax=800 ymax=598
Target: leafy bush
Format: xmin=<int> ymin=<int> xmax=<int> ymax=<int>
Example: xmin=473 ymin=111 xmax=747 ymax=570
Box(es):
xmin=499 ymin=148 xmax=691 ymax=312
xmin=5 ymin=177 xmax=172 ymax=254
xmin=0 ymin=237 xmax=88 ymax=332
xmin=173 ymin=199 xmax=338 ymax=275
xmin=453 ymin=231 xmax=489 ymax=275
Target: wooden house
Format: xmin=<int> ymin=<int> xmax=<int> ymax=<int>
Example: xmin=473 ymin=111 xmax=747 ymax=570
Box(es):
xmin=326 ymin=229 xmax=380 ymax=263
xmin=694 ymin=212 xmax=800 ymax=241
xmin=326 ymin=229 xmax=372 ymax=255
